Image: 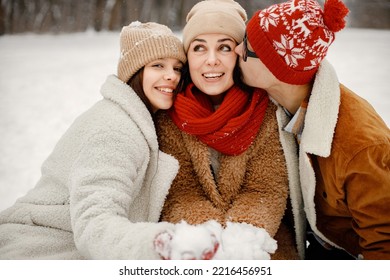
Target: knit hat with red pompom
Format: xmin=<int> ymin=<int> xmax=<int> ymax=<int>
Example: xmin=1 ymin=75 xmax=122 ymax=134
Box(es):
xmin=246 ymin=0 xmax=349 ymax=85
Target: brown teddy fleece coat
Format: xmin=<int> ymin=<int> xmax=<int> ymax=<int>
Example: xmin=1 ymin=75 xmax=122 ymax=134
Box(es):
xmin=156 ymin=102 xmax=299 ymax=259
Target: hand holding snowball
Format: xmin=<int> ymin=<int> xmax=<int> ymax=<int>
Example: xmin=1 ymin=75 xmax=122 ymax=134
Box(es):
xmin=154 ymin=220 xmax=220 ymax=260
xmin=154 ymin=220 xmax=277 ymax=260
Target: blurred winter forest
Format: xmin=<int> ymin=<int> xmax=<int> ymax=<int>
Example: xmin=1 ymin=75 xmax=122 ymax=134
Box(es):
xmin=0 ymin=0 xmax=389 ymax=35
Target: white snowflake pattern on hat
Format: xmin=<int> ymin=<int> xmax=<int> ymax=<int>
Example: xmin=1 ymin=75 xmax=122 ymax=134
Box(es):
xmin=274 ymin=34 xmax=305 ymax=68
xmin=259 ymin=0 xmax=335 ymax=70
xmin=247 ymin=0 xmax=348 ymax=84
xmin=259 ymin=5 xmax=279 ymax=32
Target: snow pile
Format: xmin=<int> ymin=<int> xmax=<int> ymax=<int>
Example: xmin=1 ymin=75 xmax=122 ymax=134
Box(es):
xmin=154 ymin=220 xmax=276 ymax=260
xmin=214 ymin=222 xmax=277 ymax=260
xmin=129 ymin=21 xmax=142 ymax=28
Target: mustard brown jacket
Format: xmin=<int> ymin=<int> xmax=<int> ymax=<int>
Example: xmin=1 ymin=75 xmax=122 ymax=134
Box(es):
xmin=295 ymin=60 xmax=390 ymax=259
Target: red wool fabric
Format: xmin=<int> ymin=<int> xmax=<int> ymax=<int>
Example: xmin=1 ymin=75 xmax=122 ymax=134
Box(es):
xmin=169 ymin=84 xmax=269 ymax=156
xmin=246 ymin=0 xmax=348 ymax=85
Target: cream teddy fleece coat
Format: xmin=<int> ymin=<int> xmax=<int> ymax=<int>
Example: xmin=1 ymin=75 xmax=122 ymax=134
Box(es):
xmin=0 ymin=75 xmax=179 ymax=259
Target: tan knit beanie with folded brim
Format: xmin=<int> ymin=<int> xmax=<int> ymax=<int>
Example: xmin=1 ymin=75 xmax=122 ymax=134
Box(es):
xmin=118 ymin=21 xmax=187 ymax=83
xmin=183 ymin=0 xmax=247 ymax=52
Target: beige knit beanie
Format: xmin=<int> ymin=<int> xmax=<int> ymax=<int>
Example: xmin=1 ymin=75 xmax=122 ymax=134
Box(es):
xmin=183 ymin=0 xmax=247 ymax=52
xmin=118 ymin=21 xmax=187 ymax=83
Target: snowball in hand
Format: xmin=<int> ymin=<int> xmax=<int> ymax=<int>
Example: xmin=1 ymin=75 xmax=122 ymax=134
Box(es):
xmin=169 ymin=221 xmax=219 ymax=260
xmin=154 ymin=220 xmax=277 ymax=260
xmin=154 ymin=220 xmax=220 ymax=260
xmin=214 ymin=222 xmax=277 ymax=260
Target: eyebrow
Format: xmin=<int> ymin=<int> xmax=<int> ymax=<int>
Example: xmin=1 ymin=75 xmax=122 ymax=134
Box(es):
xmin=192 ymin=38 xmax=235 ymax=43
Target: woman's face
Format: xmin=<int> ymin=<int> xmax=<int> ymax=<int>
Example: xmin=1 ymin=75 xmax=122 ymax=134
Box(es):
xmin=187 ymin=33 xmax=237 ymax=104
xmin=142 ymin=58 xmax=183 ymax=113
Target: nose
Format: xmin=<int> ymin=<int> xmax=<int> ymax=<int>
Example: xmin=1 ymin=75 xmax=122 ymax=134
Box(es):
xmin=164 ymin=67 xmax=179 ymax=81
xmin=206 ymin=50 xmax=219 ymax=66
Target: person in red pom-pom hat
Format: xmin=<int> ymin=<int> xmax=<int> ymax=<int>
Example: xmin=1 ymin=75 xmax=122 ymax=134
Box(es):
xmin=235 ymin=0 xmax=390 ymax=260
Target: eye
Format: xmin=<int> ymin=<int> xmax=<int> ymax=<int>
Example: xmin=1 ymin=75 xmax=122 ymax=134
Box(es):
xmin=219 ymin=44 xmax=232 ymax=52
xmin=174 ymin=66 xmax=183 ymax=73
xmin=152 ymin=63 xmax=164 ymax=68
xmin=192 ymin=44 xmax=206 ymax=52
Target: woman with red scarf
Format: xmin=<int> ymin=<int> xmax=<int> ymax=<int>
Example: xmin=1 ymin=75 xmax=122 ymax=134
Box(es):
xmin=154 ymin=0 xmax=303 ymax=260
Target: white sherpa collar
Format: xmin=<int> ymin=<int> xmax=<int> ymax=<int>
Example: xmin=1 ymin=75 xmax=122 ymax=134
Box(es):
xmin=300 ymin=59 xmax=340 ymax=157
xmin=100 ymin=75 xmax=158 ymax=151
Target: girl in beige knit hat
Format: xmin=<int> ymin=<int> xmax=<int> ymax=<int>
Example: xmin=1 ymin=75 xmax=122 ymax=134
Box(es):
xmin=0 ymin=21 xmax=193 ymax=259
xmin=154 ymin=0 xmax=302 ymax=260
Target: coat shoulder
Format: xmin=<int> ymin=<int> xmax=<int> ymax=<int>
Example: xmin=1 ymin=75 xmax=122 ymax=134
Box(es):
xmin=249 ymin=102 xmax=281 ymax=155
xmin=333 ymin=85 xmax=390 ymax=157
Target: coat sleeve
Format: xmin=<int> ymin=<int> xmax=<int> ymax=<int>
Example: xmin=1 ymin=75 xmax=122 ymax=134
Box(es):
xmin=225 ymin=106 xmax=289 ymax=237
xmin=69 ymin=130 xmax=173 ymax=259
xmin=345 ymin=143 xmax=390 ymax=259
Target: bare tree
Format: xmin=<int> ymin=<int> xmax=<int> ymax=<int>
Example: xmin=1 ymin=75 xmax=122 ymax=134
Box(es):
xmin=0 ymin=0 xmax=5 ymax=34
xmin=94 ymin=0 xmax=106 ymax=31
xmin=108 ymin=0 xmax=122 ymax=31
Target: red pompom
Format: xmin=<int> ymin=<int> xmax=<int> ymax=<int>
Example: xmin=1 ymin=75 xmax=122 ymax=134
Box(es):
xmin=323 ymin=0 xmax=349 ymax=32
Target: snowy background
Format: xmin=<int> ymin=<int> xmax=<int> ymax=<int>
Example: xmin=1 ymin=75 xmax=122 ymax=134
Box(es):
xmin=0 ymin=28 xmax=389 ymax=212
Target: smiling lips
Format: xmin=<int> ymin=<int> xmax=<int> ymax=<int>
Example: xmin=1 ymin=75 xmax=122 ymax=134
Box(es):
xmin=156 ymin=87 xmax=174 ymax=95
xmin=203 ymin=73 xmax=224 ymax=80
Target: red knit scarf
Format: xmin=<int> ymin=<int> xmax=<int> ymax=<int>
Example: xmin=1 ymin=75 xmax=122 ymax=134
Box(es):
xmin=168 ymin=83 xmax=269 ymax=156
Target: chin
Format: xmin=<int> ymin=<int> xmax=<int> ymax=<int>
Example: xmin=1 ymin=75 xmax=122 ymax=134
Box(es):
xmin=159 ymin=104 xmax=173 ymax=111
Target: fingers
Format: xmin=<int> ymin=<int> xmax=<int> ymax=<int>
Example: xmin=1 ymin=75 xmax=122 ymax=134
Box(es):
xmin=154 ymin=220 xmax=222 ymax=260
xmin=154 ymin=231 xmax=173 ymax=260
xmin=201 ymin=235 xmax=220 ymax=260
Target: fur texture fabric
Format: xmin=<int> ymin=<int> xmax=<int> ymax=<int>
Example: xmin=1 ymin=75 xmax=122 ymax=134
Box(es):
xmin=0 ymin=75 xmax=179 ymax=259
xmin=296 ymin=60 xmax=390 ymax=259
xmin=156 ymin=101 xmax=300 ymax=259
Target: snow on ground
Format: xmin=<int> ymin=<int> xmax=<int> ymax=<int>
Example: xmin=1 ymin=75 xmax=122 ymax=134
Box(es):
xmin=0 ymin=28 xmax=389 ymax=211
